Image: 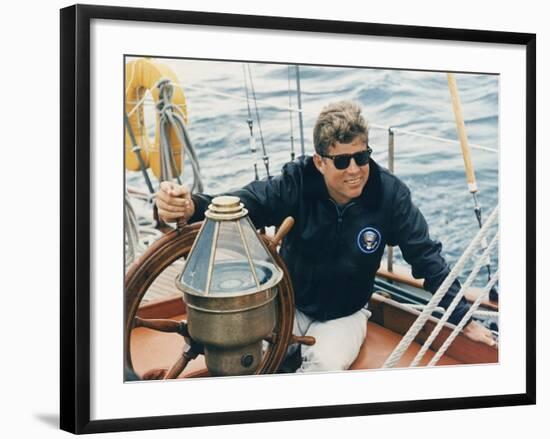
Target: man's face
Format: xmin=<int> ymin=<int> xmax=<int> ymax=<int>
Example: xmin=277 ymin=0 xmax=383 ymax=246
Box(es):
xmin=313 ymin=136 xmax=370 ymax=205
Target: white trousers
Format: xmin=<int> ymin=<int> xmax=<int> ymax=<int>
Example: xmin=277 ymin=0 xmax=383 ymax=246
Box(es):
xmin=287 ymin=306 xmax=372 ymax=373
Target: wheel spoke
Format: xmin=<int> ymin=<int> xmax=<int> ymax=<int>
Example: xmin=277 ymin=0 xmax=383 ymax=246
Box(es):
xmin=134 ymin=316 xmax=188 ymax=335
xmin=164 ymin=345 xmax=200 ymax=379
xmin=141 ymin=368 xmax=169 ymax=380
xmin=290 ymin=335 xmax=316 ymax=346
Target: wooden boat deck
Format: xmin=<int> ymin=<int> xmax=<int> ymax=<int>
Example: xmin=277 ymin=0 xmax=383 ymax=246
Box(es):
xmin=130 ymin=314 xmax=461 ymax=378
xmin=129 ymin=260 xmax=496 ymax=379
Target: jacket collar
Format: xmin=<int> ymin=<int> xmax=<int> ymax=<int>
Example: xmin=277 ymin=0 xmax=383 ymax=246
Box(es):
xmin=303 ymin=155 xmax=382 ymax=210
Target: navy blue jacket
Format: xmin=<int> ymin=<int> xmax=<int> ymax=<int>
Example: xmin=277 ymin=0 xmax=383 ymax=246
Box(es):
xmin=190 ymin=156 xmax=470 ymax=325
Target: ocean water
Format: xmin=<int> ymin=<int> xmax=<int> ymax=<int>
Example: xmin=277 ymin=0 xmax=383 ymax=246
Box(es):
xmin=127 ymin=57 xmax=499 ymax=280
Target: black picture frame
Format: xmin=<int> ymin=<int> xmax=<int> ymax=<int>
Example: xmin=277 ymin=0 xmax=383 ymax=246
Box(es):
xmin=60 ymin=4 xmax=536 ymax=434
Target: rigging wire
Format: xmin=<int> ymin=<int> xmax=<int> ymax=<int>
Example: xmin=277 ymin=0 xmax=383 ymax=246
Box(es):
xmin=242 ymin=64 xmax=259 ymax=181
xmin=124 ymin=111 xmax=155 ymax=195
xmin=287 ymin=66 xmax=296 ymax=161
xmin=246 ymin=64 xmax=270 ymax=177
xmin=127 ymin=82 xmax=497 ymax=154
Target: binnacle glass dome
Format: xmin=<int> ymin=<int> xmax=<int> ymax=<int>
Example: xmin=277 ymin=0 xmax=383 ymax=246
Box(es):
xmin=177 ymin=196 xmax=283 ymax=296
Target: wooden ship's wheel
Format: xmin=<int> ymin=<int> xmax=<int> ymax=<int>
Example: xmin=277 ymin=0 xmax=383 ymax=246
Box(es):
xmin=125 ymin=219 xmax=312 ymax=380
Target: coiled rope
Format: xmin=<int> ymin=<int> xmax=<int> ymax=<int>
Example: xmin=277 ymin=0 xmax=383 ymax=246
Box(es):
xmin=382 ymin=205 xmax=498 ymax=368
xmin=156 ymin=79 xmax=204 ymax=193
xmin=126 ymin=78 xmax=205 ymax=266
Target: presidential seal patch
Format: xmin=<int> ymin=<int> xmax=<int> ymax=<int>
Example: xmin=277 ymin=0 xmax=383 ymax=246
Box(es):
xmin=357 ymin=227 xmax=381 ymax=254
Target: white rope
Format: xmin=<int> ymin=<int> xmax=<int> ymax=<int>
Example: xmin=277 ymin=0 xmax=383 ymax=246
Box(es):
xmin=127 ymin=93 xmax=149 ymax=117
xmin=428 ymin=271 xmax=499 ymax=366
xmin=382 ymin=205 xmax=498 ymax=368
xmin=405 ymin=305 xmax=498 ymax=321
xmin=375 ymin=126 xmax=498 ymax=153
xmin=473 ymin=310 xmax=499 ymax=319
xmin=409 ymin=231 xmax=499 ymax=367
xmin=406 ymin=304 xmax=446 ymax=315
xmin=127 ymin=96 xmax=186 ymax=118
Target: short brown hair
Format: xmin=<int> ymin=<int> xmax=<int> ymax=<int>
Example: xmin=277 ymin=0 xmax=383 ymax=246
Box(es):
xmin=313 ymin=101 xmax=369 ymax=155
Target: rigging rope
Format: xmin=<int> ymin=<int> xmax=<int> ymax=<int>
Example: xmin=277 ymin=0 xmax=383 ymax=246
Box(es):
xmin=288 ymin=66 xmax=296 ymax=161
xmin=124 ymin=112 xmax=155 ymax=194
xmin=428 ymin=271 xmax=499 ymax=366
xmin=242 ymin=64 xmax=259 ymax=181
xmin=242 ymin=64 xmax=254 ymax=142
xmin=405 ymin=304 xmax=498 ymax=321
xmin=382 ymin=205 xmax=499 ymax=368
xmin=295 ymin=65 xmax=306 ymax=156
xmin=471 ymin=310 xmax=499 ymax=319
xmin=409 ymin=231 xmax=499 ymax=367
xmin=246 ymin=64 xmax=270 ymax=177
xmin=406 ymin=304 xmax=446 ymax=315
xmin=383 ymin=126 xmax=497 ymax=153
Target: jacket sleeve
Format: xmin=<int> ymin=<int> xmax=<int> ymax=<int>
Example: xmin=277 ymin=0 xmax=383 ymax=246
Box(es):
xmin=390 ymin=183 xmax=471 ymax=326
xmin=189 ymin=162 xmax=300 ymax=228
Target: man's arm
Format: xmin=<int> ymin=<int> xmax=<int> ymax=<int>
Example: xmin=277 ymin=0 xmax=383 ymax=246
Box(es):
xmin=156 ymin=181 xmax=196 ymax=223
xmin=389 ymin=184 xmax=469 ymax=324
xmin=156 ymin=162 xmax=301 ymax=227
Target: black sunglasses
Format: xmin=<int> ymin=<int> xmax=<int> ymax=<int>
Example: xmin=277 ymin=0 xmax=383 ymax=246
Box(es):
xmin=319 ymin=147 xmax=372 ymax=170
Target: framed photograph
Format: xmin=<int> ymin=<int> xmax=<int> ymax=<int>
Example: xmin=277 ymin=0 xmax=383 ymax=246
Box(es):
xmin=60 ymin=4 xmax=536 ymax=434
